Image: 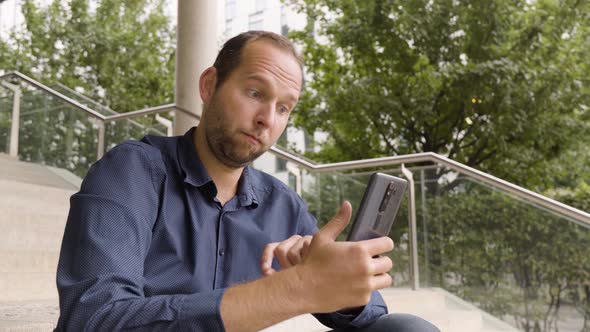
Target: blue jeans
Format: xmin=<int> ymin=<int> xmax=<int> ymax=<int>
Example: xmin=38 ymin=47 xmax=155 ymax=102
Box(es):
xmin=332 ymin=314 xmax=441 ymax=332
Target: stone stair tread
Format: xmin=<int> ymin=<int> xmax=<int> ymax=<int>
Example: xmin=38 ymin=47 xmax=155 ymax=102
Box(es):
xmin=0 ymin=299 xmax=58 ymax=332
xmin=0 ymin=272 xmax=59 ymax=301
xmin=0 ymin=158 xmax=79 ymax=191
xmin=0 ymin=231 xmax=64 ymax=251
xmin=0 ymin=251 xmax=60 ymax=272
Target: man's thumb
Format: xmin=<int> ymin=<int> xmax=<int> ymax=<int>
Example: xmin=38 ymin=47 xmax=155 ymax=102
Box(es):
xmin=319 ymin=201 xmax=352 ymax=240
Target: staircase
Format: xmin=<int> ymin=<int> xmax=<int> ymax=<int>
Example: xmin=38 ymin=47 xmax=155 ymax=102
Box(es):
xmin=379 ymin=288 xmax=519 ymax=332
xmin=263 ymin=288 xmax=519 ymax=332
xmin=0 ymin=154 xmax=77 ymax=331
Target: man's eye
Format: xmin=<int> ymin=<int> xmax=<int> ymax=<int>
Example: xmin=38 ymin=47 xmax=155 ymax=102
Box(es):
xmin=278 ymin=105 xmax=290 ymax=114
xmin=248 ymin=89 xmax=261 ymax=99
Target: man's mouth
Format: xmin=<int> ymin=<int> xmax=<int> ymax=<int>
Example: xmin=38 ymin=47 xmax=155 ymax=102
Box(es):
xmin=242 ymin=132 xmax=262 ymax=145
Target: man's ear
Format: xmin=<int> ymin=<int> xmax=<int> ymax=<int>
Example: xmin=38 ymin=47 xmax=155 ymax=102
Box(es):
xmin=199 ymin=67 xmax=217 ymax=105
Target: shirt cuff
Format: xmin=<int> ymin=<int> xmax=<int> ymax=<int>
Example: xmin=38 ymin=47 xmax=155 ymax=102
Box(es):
xmin=179 ymin=288 xmax=227 ymax=331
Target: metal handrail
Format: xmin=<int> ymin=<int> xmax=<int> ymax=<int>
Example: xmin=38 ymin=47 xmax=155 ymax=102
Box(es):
xmin=54 ymin=82 xmax=118 ymax=115
xmin=0 ymin=71 xmax=106 ymax=120
xmin=103 ymin=104 xmax=177 ymax=122
xmin=0 ymin=71 xmax=199 ymax=120
xmin=2 ymin=71 xmax=588 ymax=227
xmin=269 ymin=146 xmax=590 ymax=227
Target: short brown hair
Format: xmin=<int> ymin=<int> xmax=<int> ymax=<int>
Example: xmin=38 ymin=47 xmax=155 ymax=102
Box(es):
xmin=213 ymin=30 xmax=304 ymax=89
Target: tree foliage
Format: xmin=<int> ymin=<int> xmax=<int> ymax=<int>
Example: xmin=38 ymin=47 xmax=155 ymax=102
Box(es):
xmin=288 ymin=0 xmax=590 ymax=190
xmin=289 ymin=2 xmax=590 ymax=329
xmin=0 ymin=0 xmax=175 ymax=175
xmin=0 ymin=0 xmax=175 ymax=113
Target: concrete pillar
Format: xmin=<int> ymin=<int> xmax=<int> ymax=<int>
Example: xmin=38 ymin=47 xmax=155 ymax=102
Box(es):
xmin=174 ymin=0 xmax=218 ymax=135
xmin=1 ymin=81 xmax=21 ymax=157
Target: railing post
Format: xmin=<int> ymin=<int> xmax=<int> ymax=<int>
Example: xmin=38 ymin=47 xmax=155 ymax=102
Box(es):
xmin=286 ymin=162 xmax=302 ymax=196
xmin=9 ymin=86 xmax=20 ymax=158
xmin=155 ymin=114 xmax=173 ymax=136
xmin=401 ymin=164 xmax=419 ymax=290
xmin=420 ymin=169 xmax=430 ymax=285
xmin=96 ymin=120 xmax=105 ymax=161
xmin=1 ymin=81 xmax=21 ymax=158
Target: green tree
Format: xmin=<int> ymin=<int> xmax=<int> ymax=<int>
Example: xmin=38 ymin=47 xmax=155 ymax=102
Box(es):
xmin=287 ymin=2 xmax=590 ymax=330
xmin=288 ymin=0 xmax=590 ymax=190
xmin=0 ymin=0 xmax=175 ymax=175
xmin=0 ymin=0 xmax=175 ymax=113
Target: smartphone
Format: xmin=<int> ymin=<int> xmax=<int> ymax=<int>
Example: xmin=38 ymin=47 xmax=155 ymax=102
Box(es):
xmin=346 ymin=173 xmax=408 ymax=241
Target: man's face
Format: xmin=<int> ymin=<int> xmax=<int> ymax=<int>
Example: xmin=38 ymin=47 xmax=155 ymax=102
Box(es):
xmin=202 ymin=40 xmax=302 ymax=168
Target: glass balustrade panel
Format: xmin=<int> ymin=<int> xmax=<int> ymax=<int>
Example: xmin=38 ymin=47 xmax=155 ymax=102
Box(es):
xmin=104 ymin=111 xmax=174 ymax=153
xmin=416 ymin=165 xmax=590 ymax=331
xmin=49 ymin=84 xmax=117 ymax=116
xmin=0 ymin=93 xmax=13 ymax=154
xmin=17 ymin=88 xmax=100 ymax=177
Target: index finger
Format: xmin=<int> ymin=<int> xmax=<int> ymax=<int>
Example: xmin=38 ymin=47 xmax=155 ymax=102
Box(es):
xmin=261 ymin=242 xmax=279 ymax=273
xmin=357 ymin=236 xmax=394 ymax=256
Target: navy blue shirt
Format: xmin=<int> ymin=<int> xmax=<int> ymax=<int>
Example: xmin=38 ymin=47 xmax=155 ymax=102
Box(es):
xmin=55 ymin=128 xmax=387 ymax=331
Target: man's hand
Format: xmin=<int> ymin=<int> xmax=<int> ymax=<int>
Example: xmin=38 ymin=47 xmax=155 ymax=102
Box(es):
xmin=221 ymin=201 xmax=394 ymax=331
xmin=295 ymin=201 xmax=394 ymax=313
xmin=261 ymin=235 xmax=313 ymax=275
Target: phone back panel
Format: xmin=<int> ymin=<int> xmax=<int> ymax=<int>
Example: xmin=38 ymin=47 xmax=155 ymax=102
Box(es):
xmin=346 ymin=173 xmax=408 ymax=241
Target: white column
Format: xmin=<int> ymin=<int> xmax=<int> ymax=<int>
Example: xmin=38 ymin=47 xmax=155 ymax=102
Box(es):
xmin=1 ymin=81 xmax=21 ymax=157
xmin=174 ymin=0 xmax=218 ymax=135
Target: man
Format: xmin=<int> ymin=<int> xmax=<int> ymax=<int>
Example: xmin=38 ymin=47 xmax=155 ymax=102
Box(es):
xmin=55 ymin=31 xmax=439 ymax=331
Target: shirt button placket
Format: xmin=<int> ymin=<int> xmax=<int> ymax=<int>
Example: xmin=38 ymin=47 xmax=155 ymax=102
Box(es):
xmin=214 ymin=211 xmax=226 ymax=289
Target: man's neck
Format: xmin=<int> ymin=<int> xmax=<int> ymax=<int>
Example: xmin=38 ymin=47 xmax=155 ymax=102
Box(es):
xmin=193 ymin=125 xmax=243 ymax=205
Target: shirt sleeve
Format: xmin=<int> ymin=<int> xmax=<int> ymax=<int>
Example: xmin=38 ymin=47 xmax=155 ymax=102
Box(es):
xmin=55 ymin=142 xmax=226 ymax=331
xmin=295 ymin=201 xmax=389 ymax=329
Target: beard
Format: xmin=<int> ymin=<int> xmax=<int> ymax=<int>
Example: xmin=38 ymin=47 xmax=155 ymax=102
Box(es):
xmin=203 ymin=94 xmax=268 ymax=168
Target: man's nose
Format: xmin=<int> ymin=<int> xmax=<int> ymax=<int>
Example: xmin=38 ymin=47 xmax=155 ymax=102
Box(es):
xmin=255 ymin=102 xmax=276 ymax=128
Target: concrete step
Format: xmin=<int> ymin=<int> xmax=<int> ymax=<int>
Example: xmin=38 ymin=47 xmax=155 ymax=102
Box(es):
xmin=0 ymin=299 xmax=58 ymax=332
xmin=446 ymin=309 xmax=484 ymax=332
xmin=0 ymin=251 xmax=60 ymax=273
xmin=0 ymin=209 xmax=67 ymax=235
xmin=0 ymin=157 xmax=79 ymax=191
xmin=378 ymin=288 xmax=521 ymax=332
xmin=0 ymin=272 xmax=58 ymax=301
xmin=0 ymin=153 xmax=17 ymax=161
xmin=441 ymin=289 xmax=521 ymax=332
xmin=380 ymin=287 xmax=447 ymax=313
xmin=0 ymin=179 xmax=74 ymax=212
xmin=1 ymin=228 xmax=64 ymax=252
xmin=379 ymin=288 xmax=451 ymax=331
xmin=261 ymin=314 xmax=327 ymax=332
xmin=0 ymin=197 xmax=70 ymax=215
xmin=262 ymin=289 xmax=453 ymax=332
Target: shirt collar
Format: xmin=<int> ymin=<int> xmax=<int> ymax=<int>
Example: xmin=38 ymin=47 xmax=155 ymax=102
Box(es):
xmin=178 ymin=127 xmax=258 ymax=208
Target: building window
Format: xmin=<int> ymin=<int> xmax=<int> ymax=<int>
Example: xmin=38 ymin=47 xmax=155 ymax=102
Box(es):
xmin=280 ymin=5 xmax=289 ymax=36
xmin=255 ymin=0 xmax=266 ymax=13
xmin=248 ymin=11 xmax=264 ymax=30
xmin=225 ymin=0 xmax=236 ymax=20
xmin=281 ymin=24 xmax=289 ymax=36
xmin=224 ymin=24 xmax=233 ymax=38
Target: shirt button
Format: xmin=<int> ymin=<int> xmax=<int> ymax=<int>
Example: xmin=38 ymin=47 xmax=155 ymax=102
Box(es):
xmin=218 ymin=250 xmax=225 ymax=256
